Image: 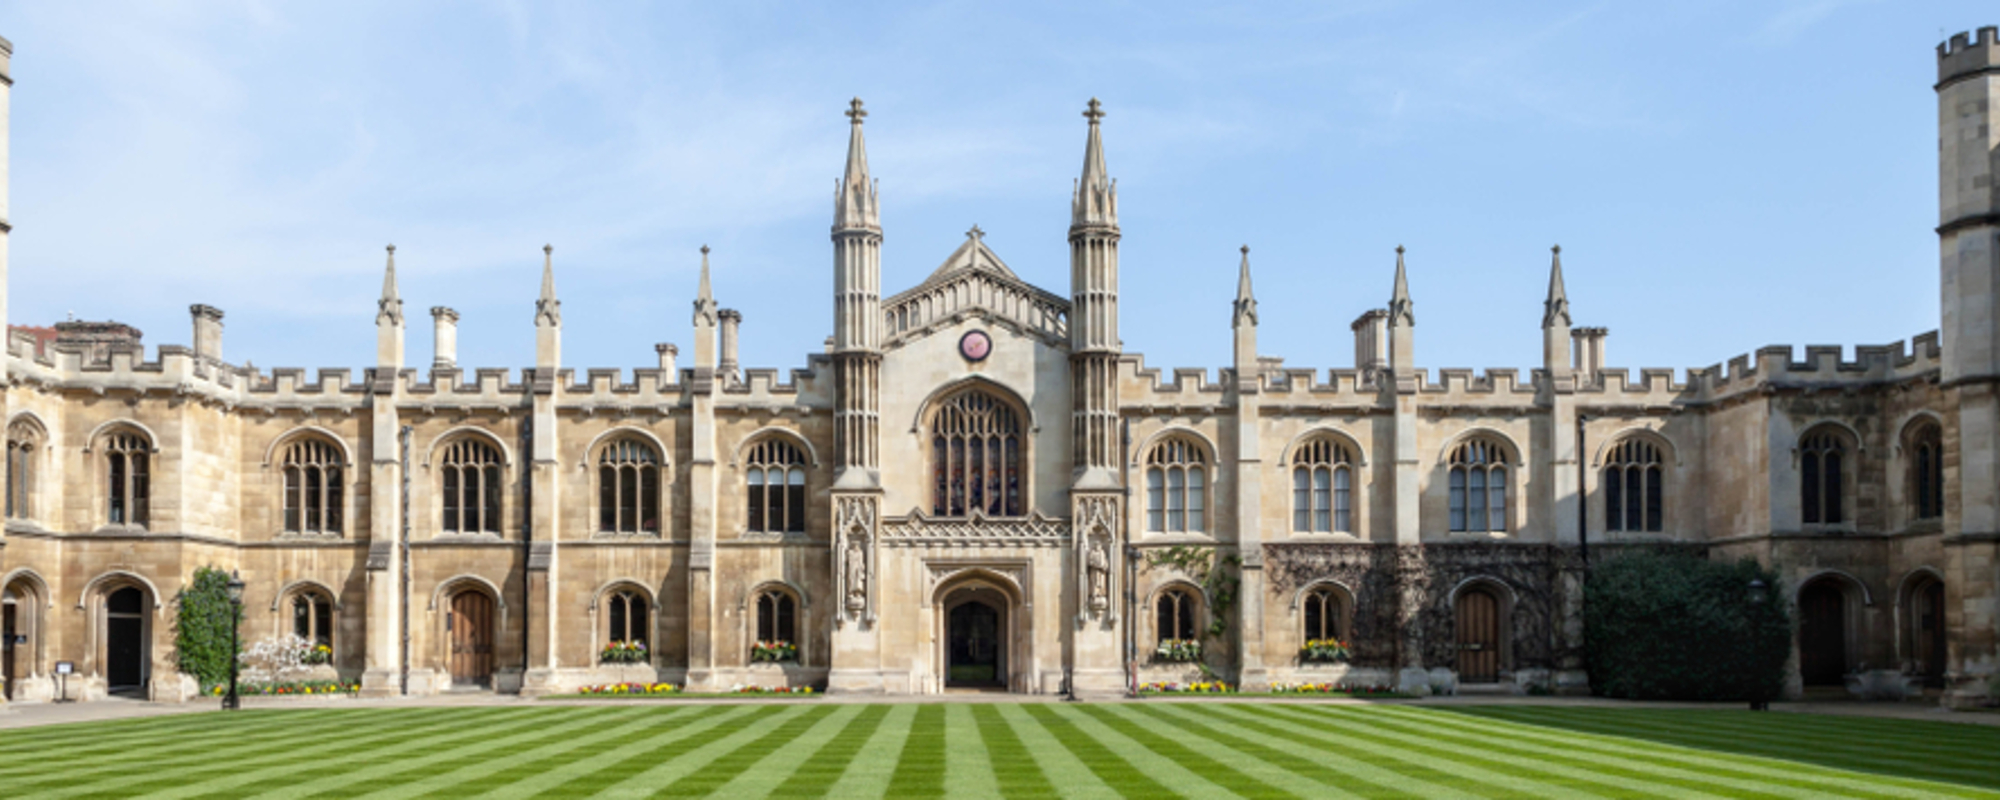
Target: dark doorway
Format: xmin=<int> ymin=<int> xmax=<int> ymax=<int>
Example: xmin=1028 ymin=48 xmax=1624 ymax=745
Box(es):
xmin=106 ymin=587 xmax=146 ymax=694
xmin=448 ymin=591 xmax=494 ymax=688
xmin=1456 ymin=587 xmax=1501 ymax=684
xmin=1913 ymin=579 xmax=1948 ymax=688
xmin=946 ymin=600 xmax=1002 ymax=688
xmin=1798 ymin=582 xmax=1847 ymax=686
xmin=2 ymin=592 xmax=16 ymax=700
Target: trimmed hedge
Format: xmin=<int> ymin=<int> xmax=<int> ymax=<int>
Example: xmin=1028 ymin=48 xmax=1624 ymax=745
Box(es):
xmin=1585 ymin=551 xmax=1790 ymax=701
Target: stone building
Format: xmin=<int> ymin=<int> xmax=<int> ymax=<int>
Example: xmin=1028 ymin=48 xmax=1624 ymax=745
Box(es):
xmin=1 ymin=30 xmax=1997 ymax=706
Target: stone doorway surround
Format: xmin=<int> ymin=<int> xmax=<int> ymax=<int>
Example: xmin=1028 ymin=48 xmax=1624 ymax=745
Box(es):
xmin=927 ymin=559 xmax=1032 ymax=694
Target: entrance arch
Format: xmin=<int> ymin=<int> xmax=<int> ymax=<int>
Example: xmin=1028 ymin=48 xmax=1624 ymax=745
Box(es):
xmin=1453 ymin=582 xmax=1508 ymax=684
xmin=931 ymin=569 xmax=1026 ymax=693
xmin=946 ymin=599 xmax=1004 ymax=687
xmin=446 ymin=589 xmax=496 ymax=688
xmin=1798 ymin=578 xmax=1850 ymax=686
xmin=105 ymin=586 xmax=149 ymax=695
xmin=1901 ymin=571 xmax=1947 ymax=688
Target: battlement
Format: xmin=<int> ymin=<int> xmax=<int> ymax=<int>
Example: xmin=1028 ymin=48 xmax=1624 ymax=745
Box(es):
xmin=1938 ymin=27 xmax=2000 ymax=85
xmin=1693 ymin=331 xmax=1941 ymax=400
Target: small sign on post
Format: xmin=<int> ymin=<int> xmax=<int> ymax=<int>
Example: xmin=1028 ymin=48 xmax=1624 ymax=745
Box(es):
xmin=54 ymin=660 xmax=75 ymax=703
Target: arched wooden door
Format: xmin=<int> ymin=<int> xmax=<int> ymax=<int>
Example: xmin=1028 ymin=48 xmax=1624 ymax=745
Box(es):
xmin=1798 ymin=582 xmax=1847 ymax=686
xmin=448 ymin=591 xmax=495 ymax=687
xmin=1912 ymin=579 xmax=1947 ymax=688
xmin=106 ymin=587 xmax=147 ymax=693
xmin=1455 ymin=587 xmax=1501 ymax=684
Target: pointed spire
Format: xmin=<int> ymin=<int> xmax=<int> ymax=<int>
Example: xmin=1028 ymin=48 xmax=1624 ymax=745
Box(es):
xmin=534 ymin=244 xmax=561 ymax=327
xmin=1542 ymin=244 xmax=1571 ymax=329
xmin=834 ymin=98 xmax=880 ymax=232
xmin=1233 ymin=245 xmax=1257 ymax=328
xmin=693 ymin=244 xmax=718 ymax=326
xmin=1071 ymin=97 xmax=1118 ymax=229
xmin=1388 ymin=245 xmax=1414 ymax=326
xmin=376 ymin=244 xmax=404 ymax=325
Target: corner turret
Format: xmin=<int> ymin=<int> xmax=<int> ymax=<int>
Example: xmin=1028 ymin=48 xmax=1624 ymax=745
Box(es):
xmin=1069 ymin=98 xmax=1123 ymax=489
xmin=1072 ymin=98 xmax=1118 ymax=230
xmin=833 ymin=98 xmax=880 ymax=234
xmin=1386 ymin=246 xmax=1414 ymax=377
xmin=535 ymin=244 xmax=560 ymax=372
xmin=375 ymin=245 xmax=404 ymax=371
xmin=693 ymin=245 xmax=718 ymax=372
xmin=1542 ymin=245 xmax=1573 ymax=387
xmin=1232 ymin=246 xmax=1258 ymax=388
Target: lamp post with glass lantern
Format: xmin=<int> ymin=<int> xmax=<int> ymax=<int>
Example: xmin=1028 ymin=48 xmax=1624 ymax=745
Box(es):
xmin=224 ymin=571 xmax=245 ymax=711
xmin=1747 ymin=578 xmax=1768 ymax=711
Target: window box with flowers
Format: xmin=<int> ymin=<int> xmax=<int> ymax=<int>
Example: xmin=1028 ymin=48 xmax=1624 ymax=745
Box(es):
xmin=601 ymin=640 xmax=650 ymax=665
xmin=751 ymin=640 xmax=798 ymax=664
xmin=1300 ymin=638 xmax=1350 ymax=664
xmin=1153 ymin=638 xmax=1202 ymax=663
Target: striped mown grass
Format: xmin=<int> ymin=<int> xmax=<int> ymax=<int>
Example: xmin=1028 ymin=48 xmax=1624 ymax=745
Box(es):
xmin=0 ymin=702 xmax=1994 ymax=798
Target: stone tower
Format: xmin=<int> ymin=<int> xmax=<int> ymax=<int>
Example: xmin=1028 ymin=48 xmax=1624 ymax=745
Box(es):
xmin=1938 ymin=26 xmax=2000 ymax=705
xmin=1068 ymin=98 xmax=1125 ymax=694
xmin=829 ymin=99 xmax=885 ymax=690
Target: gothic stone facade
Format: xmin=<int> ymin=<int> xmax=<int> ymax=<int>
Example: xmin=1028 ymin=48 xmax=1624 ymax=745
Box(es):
xmin=2 ymin=32 xmax=1999 ymax=705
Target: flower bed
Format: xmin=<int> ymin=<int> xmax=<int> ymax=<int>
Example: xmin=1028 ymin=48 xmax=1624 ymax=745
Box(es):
xmin=577 ymin=682 xmax=681 ymax=696
xmin=1152 ymin=639 xmax=1202 ymax=663
xmin=601 ymin=640 xmax=650 ymax=664
xmin=726 ymin=684 xmax=815 ymax=695
xmin=1268 ymin=682 xmax=1413 ymax=698
xmin=1299 ymin=639 xmax=1350 ymax=664
xmin=299 ymin=643 xmax=333 ymax=666
xmin=211 ymin=680 xmax=359 ymax=697
xmin=750 ymin=640 xmax=797 ymax=663
xmin=1138 ymin=681 xmax=1234 ymax=694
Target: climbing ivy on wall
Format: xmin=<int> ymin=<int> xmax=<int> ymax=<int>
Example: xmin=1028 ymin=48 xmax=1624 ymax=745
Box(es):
xmin=175 ymin=566 xmax=241 ymax=690
xmin=1144 ymin=546 xmax=1241 ymax=639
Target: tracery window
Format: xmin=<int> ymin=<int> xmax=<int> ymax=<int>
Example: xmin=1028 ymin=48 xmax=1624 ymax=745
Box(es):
xmin=1447 ymin=438 xmax=1508 ymax=534
xmin=1291 ymin=437 xmax=1353 ymax=533
xmin=6 ymin=420 xmax=39 ymax=521
xmin=1302 ymin=586 xmax=1346 ymax=642
xmin=745 ymin=438 xmax=806 ymax=534
xmin=103 ymin=431 xmax=151 ymax=528
xmin=930 ymin=389 xmax=1023 ymax=517
xmin=1910 ymin=423 xmax=1944 ymax=521
xmin=291 ymin=591 xmax=334 ymax=649
xmin=439 ymin=437 xmax=503 ymax=534
xmin=605 ymin=589 xmax=649 ymax=648
xmin=282 ymin=437 xmax=344 ymax=535
xmin=1156 ymin=587 xmax=1199 ymax=643
xmin=1603 ymin=438 xmax=1663 ymax=533
xmin=1144 ymin=438 xmax=1207 ymax=532
xmin=598 ymin=439 xmax=662 ymax=534
xmin=1800 ymin=431 xmax=1847 ymax=525
xmin=754 ymin=588 xmax=797 ymax=644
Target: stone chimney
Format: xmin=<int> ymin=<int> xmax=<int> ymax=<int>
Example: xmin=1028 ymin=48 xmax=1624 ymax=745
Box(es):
xmin=656 ymin=342 xmax=678 ymax=375
xmin=1572 ymin=327 xmax=1608 ymax=385
xmin=1351 ymin=309 xmax=1388 ymax=373
xmin=190 ymin=304 xmax=224 ymax=362
xmin=718 ymin=309 xmax=742 ymax=383
xmin=431 ymin=306 xmax=459 ymax=370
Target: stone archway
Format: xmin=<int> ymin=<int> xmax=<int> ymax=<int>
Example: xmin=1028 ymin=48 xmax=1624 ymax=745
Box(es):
xmin=1798 ymin=579 xmax=1850 ymax=686
xmin=104 ymin=586 xmax=149 ymax=695
xmin=1901 ymin=572 xmax=1947 ymax=689
xmin=931 ymin=570 xmax=1026 ymax=693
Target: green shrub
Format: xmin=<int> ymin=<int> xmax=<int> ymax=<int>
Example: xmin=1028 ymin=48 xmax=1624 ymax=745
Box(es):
xmin=175 ymin=567 xmax=241 ymax=690
xmin=1585 ymin=552 xmax=1790 ymax=701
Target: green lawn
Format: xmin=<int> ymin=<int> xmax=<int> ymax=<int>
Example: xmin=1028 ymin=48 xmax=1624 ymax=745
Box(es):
xmin=0 ymin=702 xmax=1994 ymax=798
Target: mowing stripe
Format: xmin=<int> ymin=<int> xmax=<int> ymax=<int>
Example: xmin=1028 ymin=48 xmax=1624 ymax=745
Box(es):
xmin=970 ymin=704 xmax=1059 ymax=799
xmin=574 ymin=704 xmax=818 ymax=798
xmin=485 ymin=705 xmax=775 ymax=799
xmin=1127 ymin=703 xmax=1394 ymax=799
xmin=0 ymin=707 xmax=356 ymax=776
xmin=1382 ymin=706 xmax=1990 ymax=800
xmin=991 ymin=703 xmax=1118 ymax=800
xmin=821 ymin=704 xmax=919 ymax=798
xmin=695 ymin=704 xmax=868 ymax=798
xmin=1553 ymin=709 xmax=2000 ymax=776
xmin=942 ymin=704 xmax=1003 ymax=799
xmin=1017 ymin=703 xmax=1178 ymax=799
xmin=766 ymin=703 xmax=894 ymax=798
xmin=306 ymin=706 xmax=664 ymax=800
xmin=0 ymin=707 xmax=313 ymax=758
xmin=428 ymin=707 xmax=701 ymax=798
xmin=1166 ymin=704 xmax=1486 ymax=800
xmin=648 ymin=704 xmax=840 ymax=797
xmin=1080 ymin=704 xmax=1301 ymax=799
xmin=1035 ymin=703 xmax=1245 ymax=799
xmin=883 ymin=704 xmax=949 ymax=798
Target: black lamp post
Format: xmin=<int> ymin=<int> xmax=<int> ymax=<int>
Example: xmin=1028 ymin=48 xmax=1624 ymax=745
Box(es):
xmin=224 ymin=571 xmax=245 ymax=711
xmin=1747 ymin=578 xmax=1768 ymax=711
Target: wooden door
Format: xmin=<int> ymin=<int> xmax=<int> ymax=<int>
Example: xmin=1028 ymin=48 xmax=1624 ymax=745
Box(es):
xmin=106 ymin=587 xmax=146 ymax=691
xmin=946 ymin=601 xmax=1002 ymax=687
xmin=1456 ymin=588 xmax=1500 ymax=683
xmin=2 ymin=600 xmax=15 ymax=700
xmin=449 ymin=591 xmax=494 ymax=687
xmin=1798 ymin=583 xmax=1846 ymax=686
xmin=1917 ymin=581 xmax=1947 ymax=688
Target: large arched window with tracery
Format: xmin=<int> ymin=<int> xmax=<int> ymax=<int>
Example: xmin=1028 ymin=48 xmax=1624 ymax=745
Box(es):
xmin=6 ymin=419 xmax=40 ymax=521
xmin=1291 ymin=437 xmax=1354 ymax=533
xmin=102 ymin=430 xmax=151 ymax=528
xmin=439 ymin=437 xmax=503 ymax=534
xmin=1800 ymin=430 xmax=1848 ymax=525
xmin=1909 ymin=422 xmax=1944 ymax=521
xmin=282 ymin=437 xmax=344 ymax=535
xmin=1603 ymin=438 xmax=1663 ymax=533
xmin=1145 ymin=438 xmax=1207 ymax=532
xmin=598 ymin=439 xmax=662 ymax=534
xmin=745 ymin=438 xmax=806 ymax=534
xmin=1448 ymin=438 xmax=1508 ymax=534
xmin=929 ymin=388 xmax=1023 ymax=517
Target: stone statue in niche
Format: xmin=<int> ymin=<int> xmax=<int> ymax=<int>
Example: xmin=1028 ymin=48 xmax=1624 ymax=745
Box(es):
xmin=1087 ymin=537 xmax=1110 ymax=613
xmin=845 ymin=535 xmax=868 ymax=613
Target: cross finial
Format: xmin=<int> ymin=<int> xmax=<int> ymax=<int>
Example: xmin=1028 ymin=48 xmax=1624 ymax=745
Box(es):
xmin=967 ymin=224 xmax=985 ymax=242
xmin=701 ymin=244 xmax=711 ymax=255
xmin=1240 ymin=244 xmax=1250 ymax=255
xmin=846 ymin=97 xmax=867 ymax=124
xmin=544 ymin=243 xmax=553 ymax=256
xmin=1552 ymin=244 xmax=1561 ymax=255
xmin=1396 ymin=244 xmax=1405 ymax=255
xmin=1083 ymin=97 xmax=1105 ymax=123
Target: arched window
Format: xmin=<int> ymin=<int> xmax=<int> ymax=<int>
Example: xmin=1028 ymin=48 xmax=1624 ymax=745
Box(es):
xmin=1156 ymin=587 xmax=1199 ymax=643
xmin=439 ymin=437 xmax=503 ymax=534
xmin=282 ymin=437 xmax=344 ymax=535
xmin=1800 ymin=431 xmax=1847 ymax=525
xmin=291 ymin=591 xmax=334 ymax=649
xmin=1302 ymin=586 xmax=1346 ymax=641
xmin=103 ymin=431 xmax=151 ymax=528
xmin=1144 ymin=438 xmax=1207 ymax=533
xmin=1447 ymin=438 xmax=1508 ymax=533
xmin=605 ymin=589 xmax=649 ymax=646
xmin=1910 ymin=423 xmax=1944 ymax=521
xmin=930 ymin=388 xmax=1024 ymax=517
xmin=6 ymin=420 xmax=39 ymax=521
xmin=598 ymin=439 xmax=662 ymax=534
xmin=1291 ymin=437 xmax=1354 ymax=533
xmin=1603 ymin=438 xmax=1664 ymax=533
xmin=754 ymin=588 xmax=797 ymax=644
xmin=745 ymin=438 xmax=806 ymax=534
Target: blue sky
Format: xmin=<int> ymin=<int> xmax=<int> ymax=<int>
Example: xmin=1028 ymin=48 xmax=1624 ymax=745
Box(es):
xmin=0 ymin=1 xmax=1988 ymax=378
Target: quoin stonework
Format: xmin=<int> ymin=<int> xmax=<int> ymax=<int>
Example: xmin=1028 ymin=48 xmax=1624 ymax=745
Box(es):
xmin=2 ymin=30 xmax=1999 ymax=706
